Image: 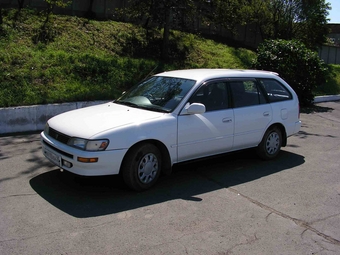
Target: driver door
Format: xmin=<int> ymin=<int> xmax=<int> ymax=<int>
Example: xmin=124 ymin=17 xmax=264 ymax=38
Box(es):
xmin=177 ymin=81 xmax=234 ymax=162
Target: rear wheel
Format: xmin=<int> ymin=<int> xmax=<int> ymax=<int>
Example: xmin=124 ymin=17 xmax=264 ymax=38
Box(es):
xmin=257 ymin=126 xmax=282 ymax=160
xmin=122 ymin=143 xmax=161 ymax=191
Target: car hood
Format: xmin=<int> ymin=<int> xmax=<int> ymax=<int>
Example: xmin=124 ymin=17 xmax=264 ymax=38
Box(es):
xmin=48 ymin=102 xmax=164 ymax=138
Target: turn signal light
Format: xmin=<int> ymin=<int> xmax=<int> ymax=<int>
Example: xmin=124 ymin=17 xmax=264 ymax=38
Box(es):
xmin=77 ymin=157 xmax=98 ymax=163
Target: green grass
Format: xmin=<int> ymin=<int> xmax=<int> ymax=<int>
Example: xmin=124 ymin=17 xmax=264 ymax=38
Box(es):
xmin=315 ymin=64 xmax=340 ymax=96
xmin=0 ymin=9 xmax=256 ymax=107
xmin=0 ymin=8 xmax=338 ymax=107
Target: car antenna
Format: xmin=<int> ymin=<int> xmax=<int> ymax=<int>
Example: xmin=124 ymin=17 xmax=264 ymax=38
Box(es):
xmin=142 ymin=64 xmax=159 ymax=81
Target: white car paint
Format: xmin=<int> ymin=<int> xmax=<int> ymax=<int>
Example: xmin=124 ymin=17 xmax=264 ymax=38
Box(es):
xmin=41 ymin=69 xmax=301 ymax=188
xmin=177 ymin=108 xmax=234 ymax=161
xmin=47 ymin=102 xmax=164 ymax=140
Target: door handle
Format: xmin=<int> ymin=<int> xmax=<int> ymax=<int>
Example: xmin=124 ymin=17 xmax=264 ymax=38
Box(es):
xmin=222 ymin=118 xmax=232 ymax=123
xmin=263 ymin=112 xmax=270 ymax=117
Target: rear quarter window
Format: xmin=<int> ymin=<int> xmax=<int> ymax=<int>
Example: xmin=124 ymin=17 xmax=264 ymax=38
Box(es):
xmin=258 ymin=79 xmax=292 ymax=102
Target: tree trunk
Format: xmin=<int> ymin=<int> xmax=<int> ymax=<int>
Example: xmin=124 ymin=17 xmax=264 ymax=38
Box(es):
xmin=161 ymin=7 xmax=172 ymax=61
xmin=86 ymin=0 xmax=96 ymax=18
xmin=17 ymin=0 xmax=25 ymax=10
xmin=0 ymin=8 xmax=3 ymax=26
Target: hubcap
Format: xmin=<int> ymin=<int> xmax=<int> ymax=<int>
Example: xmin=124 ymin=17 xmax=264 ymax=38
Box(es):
xmin=138 ymin=153 xmax=159 ymax=184
xmin=266 ymin=132 xmax=280 ymax=155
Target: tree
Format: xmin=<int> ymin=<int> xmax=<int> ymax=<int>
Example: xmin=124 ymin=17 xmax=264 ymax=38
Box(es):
xmin=294 ymin=0 xmax=331 ymax=49
xmin=270 ymin=0 xmax=296 ymax=39
xmin=240 ymin=0 xmax=272 ymax=41
xmin=86 ymin=0 xmax=96 ymax=19
xmin=43 ymin=0 xmax=70 ymax=25
xmin=122 ymin=0 xmax=250 ymax=60
xmin=122 ymin=0 xmax=199 ymax=60
xmin=243 ymin=0 xmax=330 ymax=49
xmin=0 ymin=0 xmax=26 ymax=26
xmin=33 ymin=0 xmax=71 ymax=43
xmin=205 ymin=0 xmax=247 ymax=34
xmin=253 ymin=39 xmax=328 ymax=106
xmin=17 ymin=0 xmax=25 ymax=10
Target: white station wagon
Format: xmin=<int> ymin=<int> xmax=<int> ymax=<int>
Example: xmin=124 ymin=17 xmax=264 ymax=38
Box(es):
xmin=41 ymin=69 xmax=301 ymax=191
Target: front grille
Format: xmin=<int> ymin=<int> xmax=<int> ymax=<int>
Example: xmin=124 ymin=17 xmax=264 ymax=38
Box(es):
xmin=43 ymin=141 xmax=73 ymax=159
xmin=48 ymin=127 xmax=71 ymax=145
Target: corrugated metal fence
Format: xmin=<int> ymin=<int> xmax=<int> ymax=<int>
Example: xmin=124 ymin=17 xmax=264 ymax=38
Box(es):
xmin=319 ymin=45 xmax=340 ymax=65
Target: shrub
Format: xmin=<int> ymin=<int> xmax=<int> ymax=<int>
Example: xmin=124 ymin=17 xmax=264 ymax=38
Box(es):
xmin=253 ymin=39 xmax=328 ymax=106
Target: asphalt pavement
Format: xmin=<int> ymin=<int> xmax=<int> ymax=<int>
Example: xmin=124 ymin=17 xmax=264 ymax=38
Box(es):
xmin=0 ymin=101 xmax=339 ymax=254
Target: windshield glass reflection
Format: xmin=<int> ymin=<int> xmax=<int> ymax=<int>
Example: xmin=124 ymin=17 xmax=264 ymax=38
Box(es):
xmin=115 ymin=76 xmax=196 ymax=112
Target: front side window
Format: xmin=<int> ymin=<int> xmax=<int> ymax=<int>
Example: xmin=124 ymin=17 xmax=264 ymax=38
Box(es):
xmin=230 ymin=80 xmax=266 ymax=108
xmin=189 ymin=82 xmax=229 ymax=111
xmin=115 ymin=76 xmax=196 ymax=112
xmin=258 ymin=78 xmax=292 ymax=102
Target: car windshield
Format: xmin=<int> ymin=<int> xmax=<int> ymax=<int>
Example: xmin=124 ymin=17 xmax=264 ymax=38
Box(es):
xmin=115 ymin=76 xmax=196 ymax=112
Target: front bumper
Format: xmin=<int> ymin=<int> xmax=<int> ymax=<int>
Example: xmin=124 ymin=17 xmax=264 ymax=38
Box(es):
xmin=41 ymin=131 xmax=127 ymax=176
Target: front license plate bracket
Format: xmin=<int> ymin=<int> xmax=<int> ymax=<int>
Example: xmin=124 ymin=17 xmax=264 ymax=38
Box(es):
xmin=44 ymin=149 xmax=61 ymax=167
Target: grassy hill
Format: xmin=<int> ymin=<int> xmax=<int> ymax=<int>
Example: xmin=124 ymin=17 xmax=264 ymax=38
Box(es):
xmin=0 ymin=8 xmax=338 ymax=108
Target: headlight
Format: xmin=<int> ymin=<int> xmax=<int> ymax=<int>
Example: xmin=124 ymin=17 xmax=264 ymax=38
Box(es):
xmin=68 ymin=138 xmax=87 ymax=150
xmin=86 ymin=140 xmax=109 ymax=151
xmin=67 ymin=138 xmax=109 ymax=151
xmin=44 ymin=123 xmax=49 ymax=135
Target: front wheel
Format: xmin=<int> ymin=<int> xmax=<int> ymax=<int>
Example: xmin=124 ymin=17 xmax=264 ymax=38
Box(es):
xmin=122 ymin=143 xmax=162 ymax=191
xmin=256 ymin=127 xmax=282 ymax=160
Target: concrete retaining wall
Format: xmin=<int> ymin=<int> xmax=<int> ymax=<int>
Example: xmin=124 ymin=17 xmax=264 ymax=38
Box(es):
xmin=0 ymin=101 xmax=108 ymax=135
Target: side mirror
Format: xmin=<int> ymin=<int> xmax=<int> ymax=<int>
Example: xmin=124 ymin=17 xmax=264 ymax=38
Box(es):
xmin=182 ymin=103 xmax=206 ymax=115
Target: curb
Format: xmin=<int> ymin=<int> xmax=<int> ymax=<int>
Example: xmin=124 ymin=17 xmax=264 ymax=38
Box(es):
xmin=313 ymin=95 xmax=340 ymax=103
xmin=1 ymin=95 xmax=339 ymax=135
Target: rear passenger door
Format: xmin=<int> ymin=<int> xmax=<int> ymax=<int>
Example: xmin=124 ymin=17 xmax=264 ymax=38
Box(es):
xmin=229 ymin=79 xmax=272 ymax=150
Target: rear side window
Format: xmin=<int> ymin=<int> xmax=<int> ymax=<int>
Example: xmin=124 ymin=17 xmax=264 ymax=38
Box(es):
xmin=229 ymin=80 xmax=266 ymax=108
xmin=258 ymin=79 xmax=292 ymax=102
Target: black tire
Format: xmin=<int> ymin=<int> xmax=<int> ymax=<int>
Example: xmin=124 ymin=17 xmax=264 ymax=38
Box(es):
xmin=256 ymin=126 xmax=282 ymax=160
xmin=122 ymin=143 xmax=162 ymax=191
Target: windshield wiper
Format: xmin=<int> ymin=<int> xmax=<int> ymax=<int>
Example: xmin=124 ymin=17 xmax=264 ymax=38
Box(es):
xmin=115 ymin=101 xmax=169 ymax=113
xmin=115 ymin=101 xmax=139 ymax=107
xmin=138 ymin=105 xmax=170 ymax=113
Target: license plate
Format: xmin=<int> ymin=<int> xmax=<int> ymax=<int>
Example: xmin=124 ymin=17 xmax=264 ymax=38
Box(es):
xmin=44 ymin=149 xmax=61 ymax=167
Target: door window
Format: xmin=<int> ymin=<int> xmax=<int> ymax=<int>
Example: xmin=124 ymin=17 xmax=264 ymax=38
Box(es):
xmin=230 ymin=80 xmax=266 ymax=108
xmin=190 ymin=82 xmax=229 ymax=111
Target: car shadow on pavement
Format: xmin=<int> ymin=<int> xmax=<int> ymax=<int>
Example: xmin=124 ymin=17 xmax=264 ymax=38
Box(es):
xmin=300 ymin=105 xmax=333 ymax=114
xmin=29 ymin=149 xmax=305 ymax=218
